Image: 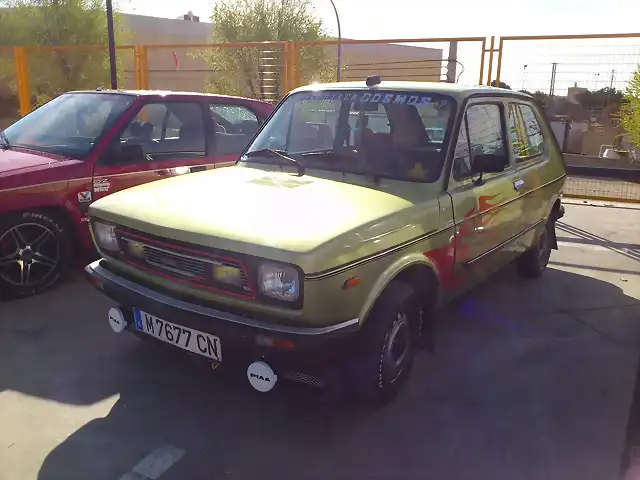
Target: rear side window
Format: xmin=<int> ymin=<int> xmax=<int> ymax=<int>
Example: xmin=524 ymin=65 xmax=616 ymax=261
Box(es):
xmin=508 ymin=103 xmax=544 ymax=161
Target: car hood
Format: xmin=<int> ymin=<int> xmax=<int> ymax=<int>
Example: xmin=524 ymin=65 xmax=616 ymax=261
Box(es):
xmin=90 ymin=165 xmax=441 ymax=272
xmin=0 ymin=147 xmax=66 ymax=175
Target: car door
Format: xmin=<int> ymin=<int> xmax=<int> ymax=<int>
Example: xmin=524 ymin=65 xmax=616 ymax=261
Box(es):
xmin=208 ymin=102 xmax=265 ymax=168
xmin=507 ymin=101 xmax=553 ymax=237
xmin=92 ymin=100 xmax=213 ymax=202
xmin=446 ymin=99 xmax=523 ymax=290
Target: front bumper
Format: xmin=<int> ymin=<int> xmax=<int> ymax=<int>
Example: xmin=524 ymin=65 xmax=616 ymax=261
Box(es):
xmin=84 ymin=259 xmax=360 ymax=376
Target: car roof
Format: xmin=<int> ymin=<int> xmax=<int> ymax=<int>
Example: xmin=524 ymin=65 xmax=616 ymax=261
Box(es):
xmin=290 ymin=80 xmax=533 ymax=100
xmin=64 ymin=89 xmax=272 ymax=104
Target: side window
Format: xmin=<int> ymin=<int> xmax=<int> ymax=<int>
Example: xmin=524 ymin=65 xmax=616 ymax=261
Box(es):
xmin=452 ymin=103 xmax=508 ymax=181
xmin=210 ymin=104 xmax=260 ymax=155
xmin=118 ymin=102 xmax=205 ymax=162
xmin=509 ymin=103 xmax=544 ymax=161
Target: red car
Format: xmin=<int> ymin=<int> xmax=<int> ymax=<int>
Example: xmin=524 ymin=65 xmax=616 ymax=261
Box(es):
xmin=0 ymin=90 xmax=274 ymax=298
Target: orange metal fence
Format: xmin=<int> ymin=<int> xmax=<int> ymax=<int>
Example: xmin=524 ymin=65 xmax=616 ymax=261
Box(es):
xmin=494 ymin=33 xmax=640 ymax=94
xmin=140 ymin=41 xmax=289 ymax=103
xmin=296 ymin=37 xmax=486 ymax=86
xmin=3 ymin=34 xmax=640 ymax=119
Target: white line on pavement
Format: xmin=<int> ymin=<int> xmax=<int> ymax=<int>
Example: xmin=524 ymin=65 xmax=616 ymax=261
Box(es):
xmin=557 ymin=240 xmax=612 ymax=252
xmin=119 ymin=445 xmax=185 ymax=480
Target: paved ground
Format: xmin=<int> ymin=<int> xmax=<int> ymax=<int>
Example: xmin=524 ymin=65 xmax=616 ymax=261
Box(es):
xmin=0 ymin=200 xmax=639 ymax=480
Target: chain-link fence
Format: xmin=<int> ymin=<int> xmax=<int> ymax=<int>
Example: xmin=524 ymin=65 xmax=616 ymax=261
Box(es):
xmin=564 ymin=175 xmax=640 ymax=202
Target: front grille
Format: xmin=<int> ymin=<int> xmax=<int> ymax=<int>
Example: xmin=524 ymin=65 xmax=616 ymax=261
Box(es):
xmin=284 ymin=372 xmax=326 ymax=389
xmin=115 ymin=228 xmax=254 ymax=299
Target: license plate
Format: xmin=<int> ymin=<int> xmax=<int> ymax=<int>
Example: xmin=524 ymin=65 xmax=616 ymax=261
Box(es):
xmin=133 ymin=308 xmax=222 ymax=361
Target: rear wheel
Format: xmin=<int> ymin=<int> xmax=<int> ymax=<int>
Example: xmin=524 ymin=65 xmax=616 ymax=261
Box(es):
xmin=0 ymin=211 xmax=72 ymax=299
xmin=345 ymin=281 xmax=418 ymax=405
xmin=516 ymin=221 xmax=553 ymax=279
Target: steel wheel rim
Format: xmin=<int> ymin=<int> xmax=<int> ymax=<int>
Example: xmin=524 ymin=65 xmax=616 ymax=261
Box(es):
xmin=382 ymin=311 xmax=411 ymax=385
xmin=0 ymin=223 xmax=59 ymax=287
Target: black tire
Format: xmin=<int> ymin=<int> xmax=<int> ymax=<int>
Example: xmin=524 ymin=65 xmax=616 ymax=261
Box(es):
xmin=0 ymin=211 xmax=73 ymax=299
xmin=345 ymin=280 xmax=419 ymax=405
xmin=516 ymin=221 xmax=553 ymax=279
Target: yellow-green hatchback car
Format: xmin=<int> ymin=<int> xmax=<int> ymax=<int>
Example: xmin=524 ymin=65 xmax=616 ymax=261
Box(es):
xmin=85 ymin=78 xmax=566 ymax=403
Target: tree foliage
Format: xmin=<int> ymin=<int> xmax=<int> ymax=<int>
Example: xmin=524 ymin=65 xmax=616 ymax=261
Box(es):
xmin=619 ymin=66 xmax=640 ymax=148
xmin=198 ymin=0 xmax=332 ymax=98
xmin=490 ymin=80 xmax=511 ymax=90
xmin=575 ymin=87 xmax=624 ymax=112
xmin=519 ymin=89 xmax=550 ymax=108
xmin=0 ymin=0 xmax=128 ymax=107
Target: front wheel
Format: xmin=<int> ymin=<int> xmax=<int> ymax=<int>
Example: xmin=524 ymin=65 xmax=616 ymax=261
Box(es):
xmin=345 ymin=281 xmax=418 ymax=405
xmin=0 ymin=211 xmax=73 ymax=299
xmin=516 ymin=221 xmax=553 ymax=279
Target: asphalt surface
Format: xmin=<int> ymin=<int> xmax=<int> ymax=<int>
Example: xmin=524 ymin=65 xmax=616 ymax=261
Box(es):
xmin=1 ymin=200 xmax=639 ymax=480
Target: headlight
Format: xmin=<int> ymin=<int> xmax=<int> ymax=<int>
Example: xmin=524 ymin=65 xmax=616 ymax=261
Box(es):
xmin=258 ymin=262 xmax=300 ymax=302
xmin=91 ymin=220 xmax=119 ymax=252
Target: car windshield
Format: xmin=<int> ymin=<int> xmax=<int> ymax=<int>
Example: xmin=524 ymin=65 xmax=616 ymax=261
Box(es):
xmin=244 ymin=89 xmax=455 ymax=182
xmin=3 ymin=92 xmax=134 ymax=159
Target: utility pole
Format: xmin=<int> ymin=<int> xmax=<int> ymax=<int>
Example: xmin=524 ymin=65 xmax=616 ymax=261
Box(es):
xmin=594 ymin=72 xmax=600 ymax=90
xmin=327 ymin=0 xmax=341 ymax=82
xmin=549 ymin=62 xmax=557 ymax=96
xmin=610 ymin=69 xmax=615 ymax=89
xmin=106 ymin=0 xmax=118 ymax=89
xmin=446 ymin=41 xmax=458 ymax=83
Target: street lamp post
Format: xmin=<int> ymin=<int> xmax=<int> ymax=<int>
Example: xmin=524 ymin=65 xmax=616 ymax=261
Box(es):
xmin=106 ymin=0 xmax=118 ymax=89
xmin=327 ymin=0 xmax=341 ymax=81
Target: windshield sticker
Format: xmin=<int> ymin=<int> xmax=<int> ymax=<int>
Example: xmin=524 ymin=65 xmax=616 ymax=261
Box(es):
xmin=297 ymin=92 xmax=433 ymax=106
xmin=93 ymin=177 xmax=111 ymax=193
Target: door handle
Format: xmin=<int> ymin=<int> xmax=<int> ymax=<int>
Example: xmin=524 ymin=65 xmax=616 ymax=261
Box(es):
xmin=513 ymin=179 xmax=525 ymax=192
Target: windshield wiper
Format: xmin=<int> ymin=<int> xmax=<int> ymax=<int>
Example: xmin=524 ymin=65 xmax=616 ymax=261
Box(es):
xmin=244 ymin=148 xmax=305 ymax=176
xmin=0 ymin=130 xmax=10 ymax=150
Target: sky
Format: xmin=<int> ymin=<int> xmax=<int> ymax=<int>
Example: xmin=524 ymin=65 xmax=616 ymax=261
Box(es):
xmin=120 ymin=0 xmax=640 ymax=95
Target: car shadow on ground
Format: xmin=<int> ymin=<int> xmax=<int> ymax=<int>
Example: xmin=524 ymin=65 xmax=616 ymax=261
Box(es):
xmin=2 ymin=265 xmax=638 ymax=480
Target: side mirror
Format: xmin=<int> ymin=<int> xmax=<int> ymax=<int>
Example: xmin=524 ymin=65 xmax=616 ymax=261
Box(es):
xmin=473 ymin=153 xmax=507 ymax=174
xmin=101 ymin=143 xmax=145 ymax=165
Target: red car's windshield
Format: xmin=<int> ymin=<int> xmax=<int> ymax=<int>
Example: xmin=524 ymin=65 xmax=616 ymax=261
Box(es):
xmin=3 ymin=92 xmax=134 ymax=159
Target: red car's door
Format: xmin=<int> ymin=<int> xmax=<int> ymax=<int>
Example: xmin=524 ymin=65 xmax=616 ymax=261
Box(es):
xmin=92 ymin=100 xmax=218 ymax=202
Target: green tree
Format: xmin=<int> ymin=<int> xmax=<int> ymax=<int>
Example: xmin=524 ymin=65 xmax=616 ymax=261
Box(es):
xmin=198 ymin=0 xmax=332 ymax=98
xmin=519 ymin=89 xmax=549 ymax=106
xmin=620 ymin=66 xmax=640 ymax=148
xmin=576 ymin=87 xmax=624 ymax=112
xmin=490 ymin=80 xmax=511 ymax=90
xmin=0 ymin=0 xmax=128 ymax=107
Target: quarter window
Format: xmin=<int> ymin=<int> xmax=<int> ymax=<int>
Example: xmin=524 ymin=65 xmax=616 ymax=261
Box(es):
xmin=508 ymin=103 xmax=544 ymax=161
xmin=452 ymin=103 xmax=508 ymax=180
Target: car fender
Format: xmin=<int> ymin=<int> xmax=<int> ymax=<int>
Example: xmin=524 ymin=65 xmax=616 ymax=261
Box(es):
xmin=0 ymin=187 xmax=87 ymax=245
xmin=543 ymin=193 xmax=563 ymax=223
xmin=358 ymin=252 xmax=441 ymax=325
